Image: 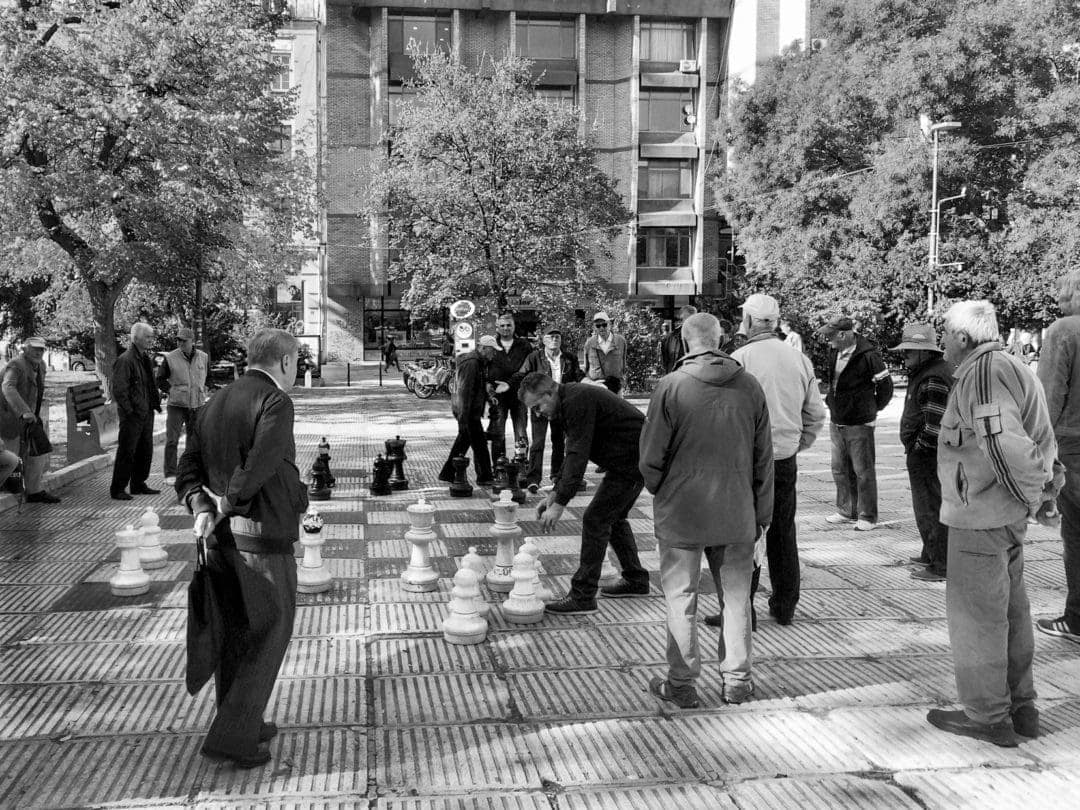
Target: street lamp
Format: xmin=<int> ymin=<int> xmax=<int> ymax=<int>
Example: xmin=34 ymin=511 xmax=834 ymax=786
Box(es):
xmin=920 ymin=116 xmax=961 ymax=314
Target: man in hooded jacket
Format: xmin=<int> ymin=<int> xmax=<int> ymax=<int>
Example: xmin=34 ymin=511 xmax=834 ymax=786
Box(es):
xmin=639 ymin=312 xmax=774 ymax=709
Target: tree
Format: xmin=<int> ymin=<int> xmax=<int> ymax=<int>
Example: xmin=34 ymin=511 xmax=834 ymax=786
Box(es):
xmin=0 ymin=0 xmax=314 ymax=389
xmin=370 ymin=51 xmax=632 ymax=316
xmin=714 ymin=0 xmax=1080 ymax=338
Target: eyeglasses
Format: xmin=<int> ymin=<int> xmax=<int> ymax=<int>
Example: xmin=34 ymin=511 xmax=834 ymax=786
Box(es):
xmin=594 ymin=321 xmax=608 ymax=327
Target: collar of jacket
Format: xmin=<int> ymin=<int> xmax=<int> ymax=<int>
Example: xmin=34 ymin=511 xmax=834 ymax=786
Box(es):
xmin=952 ymin=340 xmax=1002 ymax=380
xmin=744 ymin=331 xmax=781 ymax=346
xmin=674 ymin=348 xmax=728 ymax=369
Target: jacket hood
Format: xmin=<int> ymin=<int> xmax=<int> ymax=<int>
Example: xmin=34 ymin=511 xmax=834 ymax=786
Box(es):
xmin=675 ymin=350 xmax=744 ymax=386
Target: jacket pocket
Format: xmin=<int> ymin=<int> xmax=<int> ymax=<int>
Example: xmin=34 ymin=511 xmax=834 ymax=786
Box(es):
xmin=972 ymin=403 xmax=1002 ymax=438
xmin=954 ymin=462 xmax=968 ymax=506
xmin=940 ymin=422 xmax=962 ymax=448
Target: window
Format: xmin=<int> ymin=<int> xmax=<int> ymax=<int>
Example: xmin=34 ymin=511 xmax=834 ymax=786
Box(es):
xmin=638 ymin=160 xmax=693 ymax=199
xmin=536 ymin=86 xmax=576 ymax=107
xmin=637 ymin=227 xmax=692 ymax=267
xmin=516 ymin=17 xmax=575 ymax=59
xmin=639 ymin=89 xmax=694 ymax=132
xmin=388 ymin=14 xmax=451 ymax=55
xmin=270 ymin=124 xmax=292 ymax=156
xmin=270 ymin=52 xmax=291 ymax=93
xmin=640 ymin=21 xmax=695 ymax=62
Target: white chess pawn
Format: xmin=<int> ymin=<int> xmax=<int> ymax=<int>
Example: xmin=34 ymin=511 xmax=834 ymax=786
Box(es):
xmin=502 ymin=550 xmax=544 ymax=624
xmin=401 ymin=496 xmax=439 ymax=592
xmin=111 ymin=524 xmax=150 ymax=597
xmin=520 ymin=540 xmax=553 ymax=603
xmin=297 ymin=506 xmax=332 ymax=593
xmin=486 ymin=490 xmax=520 ymax=593
xmin=137 ymin=507 xmax=168 ymax=570
xmin=443 ymin=568 xmax=488 ymax=645
xmin=460 ymin=546 xmax=490 ymax=618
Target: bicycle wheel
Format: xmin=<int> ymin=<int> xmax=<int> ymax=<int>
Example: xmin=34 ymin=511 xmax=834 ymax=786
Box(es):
xmin=414 ymin=383 xmax=436 ymax=399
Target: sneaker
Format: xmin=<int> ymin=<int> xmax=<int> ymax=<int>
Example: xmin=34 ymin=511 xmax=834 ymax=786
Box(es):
xmin=926 ymin=708 xmax=1019 ymax=747
xmin=600 ymin=579 xmax=649 ymax=598
xmin=25 ymin=491 xmax=60 ymax=504
xmin=527 ymin=482 xmax=539 ymax=494
xmin=911 ymin=568 xmax=946 ymax=582
xmin=200 ymin=744 xmax=272 ymax=769
xmin=544 ymin=597 xmax=598 ymax=615
xmin=909 ymin=555 xmax=930 ymax=565
xmin=1012 ymin=704 xmax=1039 ymax=738
xmin=826 ymin=513 xmax=855 ymax=524
xmin=723 ymin=679 xmax=754 ymax=705
xmin=648 ymin=676 xmax=700 ymax=709
xmin=854 ymin=519 xmax=876 ymax=531
xmin=1036 ymin=616 xmax=1080 ymax=643
xmin=131 ymin=486 xmax=161 ymax=495
xmin=163 ymin=476 xmax=177 ymax=486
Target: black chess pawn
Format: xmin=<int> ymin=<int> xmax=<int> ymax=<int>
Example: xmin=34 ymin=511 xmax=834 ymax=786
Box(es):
xmin=309 ymin=436 xmax=335 ymax=500
xmin=513 ymin=437 xmax=528 ymax=470
xmin=449 ymin=455 xmax=473 ymax=498
xmin=491 ymin=456 xmax=509 ymax=495
xmin=385 ymin=435 xmax=409 ymax=490
xmin=504 ymin=458 xmax=527 ymax=504
xmin=370 ymin=454 xmax=393 ymax=496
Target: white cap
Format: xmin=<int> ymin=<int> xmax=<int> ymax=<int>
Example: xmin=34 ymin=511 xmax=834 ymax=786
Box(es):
xmin=741 ymin=293 xmax=780 ymax=320
xmin=593 ymin=311 xmax=611 ymax=324
xmin=478 ymin=335 xmax=498 ymax=348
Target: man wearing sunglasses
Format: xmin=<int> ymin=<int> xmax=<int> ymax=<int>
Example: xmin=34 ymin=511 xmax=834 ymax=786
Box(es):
xmin=583 ymin=311 xmax=627 ymax=395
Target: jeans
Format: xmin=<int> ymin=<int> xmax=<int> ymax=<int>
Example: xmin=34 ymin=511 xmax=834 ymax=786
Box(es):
xmin=907 ymin=448 xmax=947 ymax=573
xmin=1056 ymin=454 xmax=1080 ymax=632
xmin=488 ymin=393 xmax=528 ymax=461
xmin=750 ymin=455 xmax=799 ymax=619
xmin=946 ymin=522 xmax=1035 ymax=725
xmin=164 ymin=405 xmax=198 ymax=477
xmin=440 ymin=416 xmax=492 ymax=482
xmin=526 ymin=412 xmax=564 ymax=486
xmin=829 ymin=423 xmax=878 ymax=522
xmin=569 ymin=472 xmax=648 ymax=602
xmin=661 ymin=542 xmax=754 ymax=689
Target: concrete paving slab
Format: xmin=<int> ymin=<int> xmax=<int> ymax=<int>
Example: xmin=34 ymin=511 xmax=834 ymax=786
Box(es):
xmin=370 ymin=636 xmax=494 ymax=676
xmin=752 ymin=618 xmax=951 ymax=659
xmin=560 ymin=783 xmax=736 ymax=809
xmin=729 ymin=774 xmax=921 ymax=809
xmin=375 ymin=672 xmax=511 ymax=725
xmin=377 ymin=795 xmax=550 ymax=810
xmin=508 ymin=668 xmax=660 ymax=721
xmin=280 ymin=637 xmax=367 ymax=677
xmin=490 ymin=627 xmax=627 ymax=670
xmin=294 ymin=603 xmax=366 ymax=637
xmin=897 ymin=766 xmax=1080 ymax=809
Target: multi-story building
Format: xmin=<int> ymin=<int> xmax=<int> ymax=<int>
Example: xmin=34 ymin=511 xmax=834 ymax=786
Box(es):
xmin=284 ymin=1 xmax=806 ymax=360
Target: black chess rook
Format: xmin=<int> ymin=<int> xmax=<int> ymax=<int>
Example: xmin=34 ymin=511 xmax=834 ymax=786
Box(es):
xmin=449 ymin=455 xmax=473 ymax=498
xmin=385 ymin=435 xmax=409 ymax=491
xmin=504 ymin=458 xmax=527 ymax=504
xmin=491 ymin=455 xmax=509 ymax=495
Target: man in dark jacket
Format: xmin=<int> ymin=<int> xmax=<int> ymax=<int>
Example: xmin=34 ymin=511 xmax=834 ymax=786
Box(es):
xmin=512 ymin=327 xmax=582 ymax=492
xmin=890 ymin=323 xmax=953 ymax=581
xmin=640 ymin=313 xmax=774 ymax=708
xmin=486 ymin=312 xmax=532 ymax=461
xmin=176 ymin=328 xmax=309 ymax=769
xmin=659 ymin=305 xmax=697 ymax=374
xmin=110 ymin=322 xmax=162 ymax=500
xmin=520 ymin=372 xmax=650 ymax=614
xmin=439 ymin=336 xmax=497 ymax=485
xmin=0 ymin=336 xmax=60 ymax=503
xmin=820 ymin=316 xmax=894 ymax=531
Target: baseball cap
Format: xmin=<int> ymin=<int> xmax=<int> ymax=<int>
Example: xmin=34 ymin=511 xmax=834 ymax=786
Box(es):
xmin=593 ymin=311 xmax=610 ymax=324
xmin=25 ymin=337 xmax=46 ymax=349
xmin=741 ymin=293 xmax=780 ymax=320
xmin=889 ymin=323 xmax=942 ymax=353
xmin=177 ymin=327 xmax=195 ymax=341
xmin=478 ymin=335 xmax=498 ymax=348
xmin=819 ymin=316 xmax=854 ymax=335
xmin=543 ymin=327 xmax=562 ymax=337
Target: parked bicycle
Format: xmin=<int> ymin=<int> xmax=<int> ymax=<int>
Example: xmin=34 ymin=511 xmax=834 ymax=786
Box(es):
xmin=402 ymin=355 xmax=456 ymax=399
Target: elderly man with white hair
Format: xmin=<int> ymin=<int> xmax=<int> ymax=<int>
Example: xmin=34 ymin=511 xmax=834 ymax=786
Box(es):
xmin=927 ymin=300 xmax=1063 ymax=748
xmin=110 ymin=322 xmax=162 ymax=500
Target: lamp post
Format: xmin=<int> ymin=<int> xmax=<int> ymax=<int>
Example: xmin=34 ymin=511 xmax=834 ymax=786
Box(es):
xmin=921 ymin=116 xmax=961 ymax=314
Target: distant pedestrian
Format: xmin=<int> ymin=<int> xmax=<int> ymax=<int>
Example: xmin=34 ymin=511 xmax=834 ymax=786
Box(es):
xmin=439 ymin=335 xmax=496 ymax=486
xmin=820 ymin=316 xmax=894 ymax=531
xmin=383 ymin=337 xmax=400 ymax=372
xmin=890 ymin=323 xmax=953 ymax=582
xmin=0 ymin=337 xmax=60 ymax=503
xmin=157 ymin=327 xmax=208 ymax=484
xmin=780 ymin=319 xmax=804 ymax=353
xmin=928 ymin=300 xmax=1062 ymax=748
xmin=639 ymin=313 xmax=774 ymax=708
xmin=583 ymin=311 xmax=627 ymax=394
xmin=659 ymin=305 xmax=697 ymax=374
xmin=110 ymin=322 xmax=162 ymax=500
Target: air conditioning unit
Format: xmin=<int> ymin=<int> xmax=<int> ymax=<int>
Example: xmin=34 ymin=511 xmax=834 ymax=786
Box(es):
xmin=679 ymin=59 xmax=698 ymax=74
xmin=810 ymin=38 xmax=828 ymax=52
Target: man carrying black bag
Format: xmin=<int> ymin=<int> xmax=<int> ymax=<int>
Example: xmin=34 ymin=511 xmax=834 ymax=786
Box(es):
xmin=176 ymin=328 xmax=309 ymax=769
xmin=1 ymin=337 xmax=59 ymax=504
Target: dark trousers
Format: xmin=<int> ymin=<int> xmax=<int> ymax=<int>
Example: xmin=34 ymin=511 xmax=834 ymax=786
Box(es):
xmin=111 ymin=412 xmax=154 ymax=495
xmin=164 ymin=405 xmax=197 ymax=477
xmin=441 ymin=416 xmax=492 ymax=481
xmin=1057 ymin=454 xmax=1080 ymax=632
xmin=526 ymin=412 xmax=564 ymax=486
xmin=205 ymin=549 xmax=296 ymax=757
xmin=750 ymin=455 xmax=800 ymax=620
xmin=829 ymin=423 xmax=878 ymax=522
xmin=570 ymin=472 xmax=648 ymax=601
xmin=907 ymin=448 xmax=948 ymax=573
xmin=488 ymin=394 xmax=528 ymax=461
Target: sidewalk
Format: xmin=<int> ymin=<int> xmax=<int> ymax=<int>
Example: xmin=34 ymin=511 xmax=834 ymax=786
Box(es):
xmin=1 ymin=368 xmax=1079 ymax=808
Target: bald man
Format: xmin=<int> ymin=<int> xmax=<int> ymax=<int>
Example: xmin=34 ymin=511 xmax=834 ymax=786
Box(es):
xmin=110 ymin=322 xmax=162 ymax=500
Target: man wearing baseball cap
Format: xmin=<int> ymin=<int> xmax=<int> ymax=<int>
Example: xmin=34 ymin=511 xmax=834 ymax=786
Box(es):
xmin=890 ymin=323 xmax=953 ymax=581
xmin=0 ymin=337 xmax=60 ymax=503
xmin=157 ymin=326 xmax=208 ymax=483
xmin=819 ymin=315 xmax=893 ymax=531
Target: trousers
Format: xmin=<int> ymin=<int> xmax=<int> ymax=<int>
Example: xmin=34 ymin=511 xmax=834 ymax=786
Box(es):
xmin=111 ymin=412 xmax=154 ymax=495
xmin=829 ymin=422 xmax=878 ymax=522
xmin=569 ymin=472 xmax=648 ymax=601
xmin=750 ymin=455 xmax=799 ymax=619
xmin=907 ymin=448 xmax=948 ymax=573
xmin=1056 ymin=454 xmax=1080 ymax=633
xmin=440 ymin=416 xmax=492 ymax=482
xmin=164 ymin=405 xmax=198 ymax=477
xmin=525 ymin=412 xmax=564 ymax=486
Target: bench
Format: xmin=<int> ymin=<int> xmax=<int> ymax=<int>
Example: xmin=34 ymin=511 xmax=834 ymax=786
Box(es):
xmin=66 ymin=382 xmax=119 ymax=464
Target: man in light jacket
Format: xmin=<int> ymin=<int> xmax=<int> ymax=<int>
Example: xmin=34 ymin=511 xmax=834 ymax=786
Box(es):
xmin=639 ymin=313 xmax=774 ymax=709
xmin=157 ymin=326 xmax=208 ymax=483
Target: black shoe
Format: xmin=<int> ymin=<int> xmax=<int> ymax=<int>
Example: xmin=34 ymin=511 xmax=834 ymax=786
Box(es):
xmin=911 ymin=568 xmax=947 ymax=582
xmin=1012 ymin=704 xmax=1039 ymax=738
xmin=131 ymin=486 xmax=161 ymax=495
xmin=111 ymin=491 xmax=133 ymax=501
xmin=703 ymin=613 xmax=723 ymax=628
xmin=926 ymin=709 xmax=1019 ymax=747
xmin=909 ymin=555 xmax=930 ymax=565
xmin=648 ymin=676 xmax=700 ymax=709
xmin=723 ymin=679 xmax=754 ymax=705
xmin=200 ymin=744 xmax=272 ymax=769
xmin=600 ymin=579 xmax=649 ymax=598
xmin=259 ymin=721 xmax=278 ymax=742
xmin=25 ymin=491 xmax=60 ymax=504
xmin=545 ymin=597 xmax=598 ymax=615
xmin=769 ymin=604 xmax=794 ymax=626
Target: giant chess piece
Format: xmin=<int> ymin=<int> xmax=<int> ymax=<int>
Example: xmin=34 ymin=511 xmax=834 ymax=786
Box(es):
xmin=520 ymin=540 xmax=553 ymax=603
xmin=385 ymin=435 xmax=409 ymax=491
xmin=297 ymin=506 xmax=332 ymax=593
xmin=491 ymin=456 xmax=509 ymax=496
xmin=309 ymin=436 xmax=336 ymax=500
xmin=370 ymin=454 xmax=393 ymax=496
xmin=137 ymin=507 xmax=168 ymax=570
xmin=449 ymin=455 xmax=473 ymax=498
xmin=111 ymin=524 xmax=150 ymax=597
xmin=486 ymin=490 xmax=521 ymax=593
xmin=502 ymin=550 xmax=545 ymax=624
xmin=401 ymin=496 xmax=439 ymax=592
xmin=513 ymin=437 xmax=529 ymax=474
xmin=504 ymin=457 xmax=527 ymax=505
xmin=443 ymin=568 xmax=488 ymax=644
xmin=460 ymin=546 xmax=490 ymax=618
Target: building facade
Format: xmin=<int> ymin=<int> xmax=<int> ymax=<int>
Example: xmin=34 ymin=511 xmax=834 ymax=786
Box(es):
xmin=287 ymin=0 xmax=805 ymax=360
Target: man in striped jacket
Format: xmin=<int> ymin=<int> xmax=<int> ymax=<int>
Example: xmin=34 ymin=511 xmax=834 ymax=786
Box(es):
xmin=928 ymin=300 xmax=1063 ymax=748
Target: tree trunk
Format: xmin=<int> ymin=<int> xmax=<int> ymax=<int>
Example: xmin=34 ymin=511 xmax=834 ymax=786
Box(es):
xmin=194 ymin=272 xmax=204 ymax=347
xmin=86 ymin=278 xmax=125 ymax=400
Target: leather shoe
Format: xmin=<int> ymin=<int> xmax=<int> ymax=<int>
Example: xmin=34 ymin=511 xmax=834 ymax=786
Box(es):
xmin=259 ymin=721 xmax=278 ymax=742
xmin=600 ymin=579 xmax=649 ymax=598
xmin=1012 ymin=704 xmax=1039 ymax=738
xmin=131 ymin=486 xmax=161 ymax=495
xmin=649 ymin=676 xmax=699 ymax=709
xmin=926 ymin=708 xmax=1019 ymax=747
xmin=26 ymin=491 xmax=60 ymax=504
xmin=111 ymin=491 xmax=133 ymax=501
xmin=200 ymin=744 xmax=272 ymax=769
